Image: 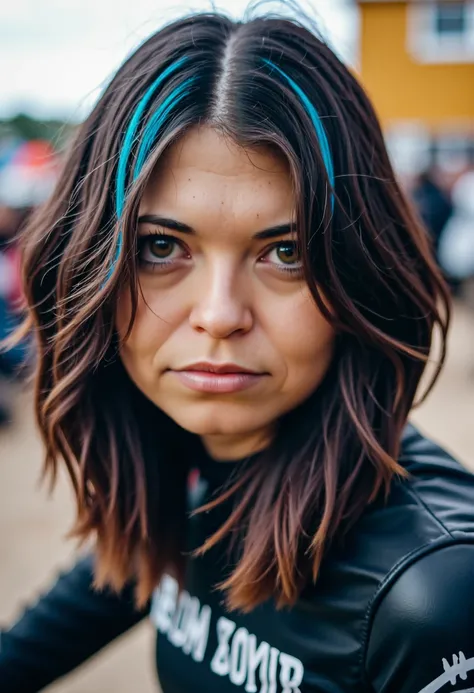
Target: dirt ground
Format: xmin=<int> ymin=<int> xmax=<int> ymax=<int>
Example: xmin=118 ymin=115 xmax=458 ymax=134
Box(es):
xmin=1 ymin=302 xmax=473 ymax=693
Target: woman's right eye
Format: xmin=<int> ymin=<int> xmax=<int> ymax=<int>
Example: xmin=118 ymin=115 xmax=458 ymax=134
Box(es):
xmin=137 ymin=234 xmax=188 ymax=268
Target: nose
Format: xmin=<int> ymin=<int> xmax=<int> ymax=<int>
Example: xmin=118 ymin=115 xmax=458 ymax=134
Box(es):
xmin=189 ymin=260 xmax=253 ymax=339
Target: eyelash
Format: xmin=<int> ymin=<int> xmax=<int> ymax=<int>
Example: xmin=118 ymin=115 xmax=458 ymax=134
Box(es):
xmin=136 ymin=231 xmax=303 ymax=275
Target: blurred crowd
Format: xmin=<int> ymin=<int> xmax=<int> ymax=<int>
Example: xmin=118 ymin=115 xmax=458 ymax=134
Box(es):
xmin=0 ymin=138 xmax=59 ymax=424
xmin=0 ymin=134 xmax=473 ymax=428
xmin=410 ymin=165 xmax=474 ymax=295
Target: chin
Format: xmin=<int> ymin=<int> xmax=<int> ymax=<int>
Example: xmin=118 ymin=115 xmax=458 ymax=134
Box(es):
xmin=166 ymin=402 xmax=266 ymax=438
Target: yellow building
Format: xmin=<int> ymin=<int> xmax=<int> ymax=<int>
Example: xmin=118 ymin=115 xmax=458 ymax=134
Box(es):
xmin=356 ymin=0 xmax=474 ymax=174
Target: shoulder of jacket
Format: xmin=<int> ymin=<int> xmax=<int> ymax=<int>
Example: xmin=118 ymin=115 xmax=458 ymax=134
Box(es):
xmin=363 ymin=541 xmax=474 ymax=692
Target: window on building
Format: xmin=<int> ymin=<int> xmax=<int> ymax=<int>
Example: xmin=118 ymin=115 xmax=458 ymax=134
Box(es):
xmin=385 ymin=123 xmax=474 ymax=178
xmin=408 ymin=1 xmax=474 ymax=63
xmin=432 ymin=133 xmax=473 ymax=173
xmin=435 ymin=2 xmax=467 ymax=36
xmin=384 ymin=122 xmax=431 ymax=177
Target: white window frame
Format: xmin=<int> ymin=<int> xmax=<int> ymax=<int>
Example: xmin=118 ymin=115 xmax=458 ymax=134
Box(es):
xmin=408 ymin=1 xmax=474 ymax=64
xmin=384 ymin=121 xmax=432 ymax=175
xmin=432 ymin=128 xmax=474 ymax=173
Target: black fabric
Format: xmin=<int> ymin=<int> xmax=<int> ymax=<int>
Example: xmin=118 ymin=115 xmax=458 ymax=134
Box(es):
xmin=0 ymin=554 xmax=147 ymax=692
xmin=2 ymin=424 xmax=474 ymax=693
xmin=366 ymin=543 xmax=474 ymax=693
xmin=153 ymin=424 xmax=474 ymax=693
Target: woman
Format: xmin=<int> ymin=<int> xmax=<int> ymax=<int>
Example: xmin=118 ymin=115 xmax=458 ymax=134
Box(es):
xmin=2 ymin=10 xmax=474 ymax=693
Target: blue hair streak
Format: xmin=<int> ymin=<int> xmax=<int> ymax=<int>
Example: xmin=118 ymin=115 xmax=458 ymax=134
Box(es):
xmin=262 ymin=58 xmax=335 ymax=211
xmin=133 ymin=76 xmax=196 ymax=180
xmin=107 ymin=56 xmax=191 ymax=281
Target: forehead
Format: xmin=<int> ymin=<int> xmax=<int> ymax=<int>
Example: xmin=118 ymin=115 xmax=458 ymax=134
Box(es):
xmin=139 ymin=126 xmax=295 ymax=235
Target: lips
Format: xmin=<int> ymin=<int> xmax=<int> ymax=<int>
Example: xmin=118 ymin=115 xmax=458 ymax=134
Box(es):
xmin=170 ymin=362 xmax=267 ymax=394
xmin=176 ymin=362 xmax=262 ymax=375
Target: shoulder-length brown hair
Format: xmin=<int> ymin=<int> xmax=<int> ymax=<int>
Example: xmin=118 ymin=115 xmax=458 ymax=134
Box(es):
xmin=16 ymin=11 xmax=450 ymax=612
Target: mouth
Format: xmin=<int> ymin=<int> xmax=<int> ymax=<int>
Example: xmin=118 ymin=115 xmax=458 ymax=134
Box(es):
xmin=169 ymin=362 xmax=267 ymax=394
xmin=176 ymin=362 xmax=263 ymax=375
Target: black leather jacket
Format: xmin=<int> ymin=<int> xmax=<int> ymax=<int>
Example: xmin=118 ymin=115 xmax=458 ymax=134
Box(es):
xmin=2 ymin=424 xmax=474 ymax=692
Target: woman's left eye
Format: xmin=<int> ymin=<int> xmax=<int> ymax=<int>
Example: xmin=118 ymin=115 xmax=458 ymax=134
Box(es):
xmin=263 ymin=241 xmax=303 ymax=271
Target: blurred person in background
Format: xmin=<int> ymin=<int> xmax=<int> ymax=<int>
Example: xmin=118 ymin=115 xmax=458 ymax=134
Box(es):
xmin=1 ymin=10 xmax=474 ymax=693
xmin=439 ymin=167 xmax=474 ymax=289
xmin=0 ymin=205 xmax=31 ymax=425
xmin=411 ymin=166 xmax=453 ymax=271
xmin=0 ymin=209 xmax=16 ymax=424
xmin=0 ymin=139 xmax=57 ymax=423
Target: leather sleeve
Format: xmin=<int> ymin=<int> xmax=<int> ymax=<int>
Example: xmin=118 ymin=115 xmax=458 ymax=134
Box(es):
xmin=365 ymin=542 xmax=474 ymax=693
xmin=0 ymin=553 xmax=149 ymax=692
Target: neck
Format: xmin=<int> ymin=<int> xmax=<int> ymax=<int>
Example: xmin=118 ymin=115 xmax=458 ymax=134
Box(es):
xmin=201 ymin=427 xmax=274 ymax=461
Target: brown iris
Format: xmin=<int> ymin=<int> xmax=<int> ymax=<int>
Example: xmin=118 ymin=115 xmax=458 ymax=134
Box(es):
xmin=276 ymin=242 xmax=299 ymax=264
xmin=149 ymin=238 xmax=175 ymax=259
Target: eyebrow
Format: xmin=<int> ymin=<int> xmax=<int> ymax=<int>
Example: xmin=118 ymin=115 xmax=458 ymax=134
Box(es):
xmin=137 ymin=214 xmax=295 ymax=240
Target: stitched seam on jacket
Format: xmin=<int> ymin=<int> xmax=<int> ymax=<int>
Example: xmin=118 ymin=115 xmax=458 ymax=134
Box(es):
xmin=404 ymin=484 xmax=455 ymax=538
xmin=358 ymin=536 xmax=474 ymax=691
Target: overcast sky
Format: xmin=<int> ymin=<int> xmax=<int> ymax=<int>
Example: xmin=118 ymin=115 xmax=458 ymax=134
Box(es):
xmin=0 ymin=0 xmax=357 ymax=120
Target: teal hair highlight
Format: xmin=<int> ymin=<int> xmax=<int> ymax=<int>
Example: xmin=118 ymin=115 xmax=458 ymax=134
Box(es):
xmin=115 ymin=56 xmax=189 ymax=219
xmin=262 ymin=58 xmax=335 ymax=211
xmin=106 ymin=56 xmax=191 ymax=280
xmin=133 ymin=76 xmax=196 ymax=180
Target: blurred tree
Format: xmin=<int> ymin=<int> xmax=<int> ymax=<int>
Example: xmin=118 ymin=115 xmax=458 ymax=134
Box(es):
xmin=10 ymin=114 xmax=40 ymax=141
xmin=0 ymin=113 xmax=77 ymax=149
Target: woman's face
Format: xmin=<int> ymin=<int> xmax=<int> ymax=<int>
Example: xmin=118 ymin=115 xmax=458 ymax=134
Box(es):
xmin=116 ymin=126 xmax=335 ymax=460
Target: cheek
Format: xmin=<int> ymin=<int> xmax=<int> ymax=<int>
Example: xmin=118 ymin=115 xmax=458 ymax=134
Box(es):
xmin=115 ymin=288 xmax=175 ymax=370
xmin=268 ymin=289 xmax=335 ymax=385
